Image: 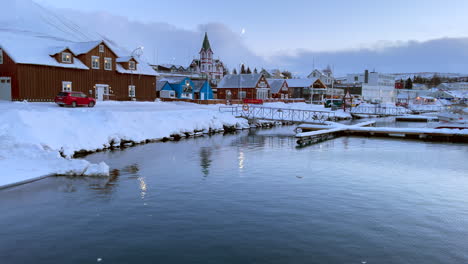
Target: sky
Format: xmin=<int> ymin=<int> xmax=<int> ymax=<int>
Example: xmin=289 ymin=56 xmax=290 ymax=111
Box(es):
xmin=8 ymin=0 xmax=468 ymax=76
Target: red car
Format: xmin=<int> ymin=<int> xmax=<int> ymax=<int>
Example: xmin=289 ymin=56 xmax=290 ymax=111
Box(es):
xmin=54 ymin=91 xmax=96 ymax=107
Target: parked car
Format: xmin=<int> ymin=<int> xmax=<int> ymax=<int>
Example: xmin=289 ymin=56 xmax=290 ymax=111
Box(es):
xmin=54 ymin=91 xmax=96 ymax=107
xmin=325 ymin=99 xmax=343 ymax=108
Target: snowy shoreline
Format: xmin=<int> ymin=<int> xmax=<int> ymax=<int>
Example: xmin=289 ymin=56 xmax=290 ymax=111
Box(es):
xmin=0 ymin=101 xmax=251 ymax=189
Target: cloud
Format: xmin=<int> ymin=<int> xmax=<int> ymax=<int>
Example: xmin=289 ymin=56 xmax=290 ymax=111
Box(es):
xmin=60 ymin=8 xmax=265 ymax=70
xmin=267 ymin=38 xmax=468 ymax=76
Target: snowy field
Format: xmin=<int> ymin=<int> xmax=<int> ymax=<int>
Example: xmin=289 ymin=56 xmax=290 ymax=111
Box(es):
xmin=0 ymin=101 xmax=251 ymax=188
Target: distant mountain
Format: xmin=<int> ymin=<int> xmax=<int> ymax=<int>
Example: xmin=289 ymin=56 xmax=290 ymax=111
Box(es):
xmin=391 ymin=72 xmax=468 ymax=80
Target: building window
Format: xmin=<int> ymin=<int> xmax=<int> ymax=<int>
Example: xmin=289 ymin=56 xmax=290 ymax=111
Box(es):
xmin=129 ymin=61 xmax=136 ymax=70
xmin=128 ymin=85 xmax=136 ymax=98
xmin=99 ymin=44 xmax=104 ymax=53
xmin=0 ymin=48 xmax=3 ymax=64
xmin=104 ymin=58 xmax=112 ymax=70
xmin=62 ymin=81 xmax=72 ymax=92
xmin=238 ymin=91 xmax=246 ymax=99
xmin=92 ymin=56 xmax=100 ymax=69
xmin=62 ymin=52 xmax=72 ymax=63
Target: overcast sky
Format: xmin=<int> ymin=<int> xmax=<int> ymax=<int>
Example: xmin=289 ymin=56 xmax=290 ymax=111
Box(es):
xmin=25 ymin=0 xmax=468 ymax=75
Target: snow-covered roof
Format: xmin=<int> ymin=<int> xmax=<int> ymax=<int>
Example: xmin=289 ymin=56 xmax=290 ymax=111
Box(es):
xmin=0 ymin=31 xmax=89 ymax=70
xmin=218 ymin=74 xmax=264 ymax=89
xmin=192 ymin=80 xmax=208 ymax=92
xmin=267 ymin=79 xmax=287 ymax=94
xmin=158 ymin=76 xmax=188 ymax=85
xmin=286 ymin=78 xmax=319 ymax=88
xmin=116 ymin=56 xmax=134 ymax=63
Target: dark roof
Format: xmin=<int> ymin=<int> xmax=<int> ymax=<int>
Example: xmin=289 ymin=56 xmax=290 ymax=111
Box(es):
xmin=218 ymin=74 xmax=264 ymax=89
xmin=192 ymin=80 xmax=208 ymax=92
xmin=200 ymin=32 xmax=212 ymax=52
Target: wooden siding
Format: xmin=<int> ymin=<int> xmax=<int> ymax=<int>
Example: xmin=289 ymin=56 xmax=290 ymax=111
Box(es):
xmin=217 ymin=88 xmax=257 ymax=100
xmin=1 ymin=42 xmax=156 ymax=101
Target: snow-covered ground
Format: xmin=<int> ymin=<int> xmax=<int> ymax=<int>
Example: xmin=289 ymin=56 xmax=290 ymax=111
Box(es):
xmin=0 ymin=101 xmax=249 ymax=188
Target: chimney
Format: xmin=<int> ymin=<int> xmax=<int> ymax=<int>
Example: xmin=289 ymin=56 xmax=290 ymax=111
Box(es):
xmin=364 ymin=70 xmax=369 ymax=84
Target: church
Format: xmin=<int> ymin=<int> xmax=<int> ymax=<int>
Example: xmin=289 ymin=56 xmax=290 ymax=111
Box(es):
xmin=188 ymin=33 xmax=226 ymax=85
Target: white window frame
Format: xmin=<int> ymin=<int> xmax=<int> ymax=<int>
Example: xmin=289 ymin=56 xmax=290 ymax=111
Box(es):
xmin=0 ymin=48 xmax=3 ymax=64
xmin=99 ymin=44 xmax=104 ymax=53
xmin=128 ymin=85 xmax=136 ymax=98
xmin=91 ymin=56 xmax=100 ymax=69
xmin=129 ymin=61 xmax=136 ymax=70
xmin=61 ymin=52 xmax=72 ymax=63
xmin=62 ymin=81 xmax=72 ymax=92
xmin=104 ymin=58 xmax=112 ymax=71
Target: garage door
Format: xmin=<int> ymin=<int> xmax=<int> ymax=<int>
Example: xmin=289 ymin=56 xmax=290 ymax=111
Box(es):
xmin=0 ymin=77 xmax=12 ymax=101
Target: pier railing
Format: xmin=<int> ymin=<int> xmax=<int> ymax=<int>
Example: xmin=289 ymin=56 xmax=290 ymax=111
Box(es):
xmin=351 ymin=106 xmax=409 ymax=116
xmin=219 ymin=105 xmax=336 ymax=124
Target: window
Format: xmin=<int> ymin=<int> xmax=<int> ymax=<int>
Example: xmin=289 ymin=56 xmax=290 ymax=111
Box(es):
xmin=128 ymin=85 xmax=136 ymax=97
xmin=238 ymin=91 xmax=246 ymax=99
xmin=62 ymin=52 xmax=72 ymax=63
xmin=129 ymin=61 xmax=136 ymax=70
xmin=62 ymin=81 xmax=72 ymax=92
xmin=104 ymin=58 xmax=112 ymax=70
xmin=99 ymin=45 xmax=104 ymax=53
xmin=354 ymin=76 xmax=358 ymax=81
xmin=92 ymin=56 xmax=100 ymax=69
xmin=0 ymin=48 xmax=3 ymax=64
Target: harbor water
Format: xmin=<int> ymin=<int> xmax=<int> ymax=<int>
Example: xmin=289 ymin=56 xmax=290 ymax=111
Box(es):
xmin=0 ymin=125 xmax=467 ymax=264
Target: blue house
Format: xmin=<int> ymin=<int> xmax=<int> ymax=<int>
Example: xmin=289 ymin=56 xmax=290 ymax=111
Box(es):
xmin=159 ymin=77 xmax=213 ymax=100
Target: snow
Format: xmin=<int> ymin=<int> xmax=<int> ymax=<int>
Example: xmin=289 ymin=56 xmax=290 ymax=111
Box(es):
xmin=0 ymin=101 xmax=249 ymax=188
xmin=262 ymin=102 xmax=352 ymax=119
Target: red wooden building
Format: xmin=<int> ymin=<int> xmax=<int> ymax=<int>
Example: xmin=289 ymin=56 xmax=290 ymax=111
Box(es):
xmin=0 ymin=32 xmax=157 ymax=101
xmin=268 ymin=79 xmax=289 ymax=99
xmin=217 ymin=73 xmax=271 ymax=100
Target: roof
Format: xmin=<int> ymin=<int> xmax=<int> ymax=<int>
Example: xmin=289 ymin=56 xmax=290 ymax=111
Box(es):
xmin=218 ymin=74 xmax=264 ymax=89
xmin=267 ymin=79 xmax=287 ymax=94
xmin=286 ymin=78 xmax=319 ymax=88
xmin=192 ymin=80 xmax=208 ymax=92
xmin=158 ymin=76 xmax=188 ymax=85
xmin=0 ymin=31 xmax=89 ymax=70
xmin=200 ymin=32 xmax=212 ymax=52
xmin=156 ymin=80 xmax=168 ymax=91
xmin=0 ymin=30 xmax=157 ymax=76
xmin=116 ymin=56 xmax=135 ymax=63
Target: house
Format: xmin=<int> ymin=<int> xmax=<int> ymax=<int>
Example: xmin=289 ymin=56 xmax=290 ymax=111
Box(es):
xmin=268 ymin=79 xmax=289 ymax=99
xmin=307 ymin=69 xmax=334 ymax=86
xmin=0 ymin=31 xmax=157 ymax=101
xmin=192 ymin=79 xmax=214 ymax=100
xmin=159 ymin=77 xmax=194 ymax=99
xmin=430 ymin=89 xmax=468 ymax=102
xmin=217 ymin=74 xmax=270 ymax=100
xmin=187 ymin=33 xmax=226 ymax=85
xmin=260 ymin=69 xmax=284 ymax=79
xmin=346 ymin=70 xmax=396 ymax=103
xmin=286 ymin=78 xmax=327 ymax=100
xmin=158 ymin=77 xmax=214 ymax=100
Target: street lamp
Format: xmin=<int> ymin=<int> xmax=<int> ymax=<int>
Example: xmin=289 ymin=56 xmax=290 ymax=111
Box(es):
xmin=130 ymin=46 xmax=144 ymax=100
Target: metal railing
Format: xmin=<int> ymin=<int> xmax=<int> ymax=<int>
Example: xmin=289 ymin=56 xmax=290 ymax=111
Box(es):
xmin=219 ymin=105 xmax=336 ymax=124
xmin=350 ymin=106 xmax=409 ymax=116
xmin=409 ymin=105 xmax=447 ymax=113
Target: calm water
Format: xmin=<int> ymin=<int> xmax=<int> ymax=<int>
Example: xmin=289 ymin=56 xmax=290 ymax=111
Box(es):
xmin=1 ymin=126 xmax=467 ymax=264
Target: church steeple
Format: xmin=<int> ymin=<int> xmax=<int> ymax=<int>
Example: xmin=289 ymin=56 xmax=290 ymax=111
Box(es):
xmin=200 ymin=32 xmax=213 ymax=53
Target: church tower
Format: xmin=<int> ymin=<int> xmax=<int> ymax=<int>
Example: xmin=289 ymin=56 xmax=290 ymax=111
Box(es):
xmin=199 ymin=32 xmax=213 ymax=77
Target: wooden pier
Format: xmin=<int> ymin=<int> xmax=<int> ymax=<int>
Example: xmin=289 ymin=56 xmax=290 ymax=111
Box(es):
xmin=395 ymin=115 xmax=439 ymax=122
xmin=296 ymin=122 xmax=468 ymax=146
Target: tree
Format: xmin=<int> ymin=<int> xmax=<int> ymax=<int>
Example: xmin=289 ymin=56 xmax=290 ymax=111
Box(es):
xmin=430 ymin=74 xmax=442 ymax=87
xmin=232 ymin=68 xmax=238 ymax=75
xmin=282 ymin=71 xmax=293 ymax=79
xmin=405 ymin=77 xmax=413 ymax=89
xmin=223 ymin=67 xmax=229 ymax=76
xmin=254 ymin=68 xmax=258 ymax=74
xmin=240 ymin=64 xmax=246 ymax=74
xmin=246 ymin=67 xmax=252 ymax=74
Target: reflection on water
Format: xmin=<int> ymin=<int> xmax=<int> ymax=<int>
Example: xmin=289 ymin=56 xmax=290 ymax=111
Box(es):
xmin=0 ymin=126 xmax=467 ymax=264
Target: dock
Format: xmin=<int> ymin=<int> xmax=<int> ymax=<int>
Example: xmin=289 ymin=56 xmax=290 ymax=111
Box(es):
xmin=395 ymin=115 xmax=439 ymax=122
xmin=296 ymin=123 xmax=468 ymax=146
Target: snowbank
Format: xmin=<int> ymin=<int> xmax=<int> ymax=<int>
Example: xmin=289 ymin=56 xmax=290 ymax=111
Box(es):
xmin=0 ymin=101 xmax=249 ymax=188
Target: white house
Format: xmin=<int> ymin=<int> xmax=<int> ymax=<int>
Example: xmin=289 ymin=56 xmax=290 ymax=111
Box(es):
xmin=307 ymin=69 xmax=333 ymax=86
xmin=437 ymin=82 xmax=468 ymax=91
